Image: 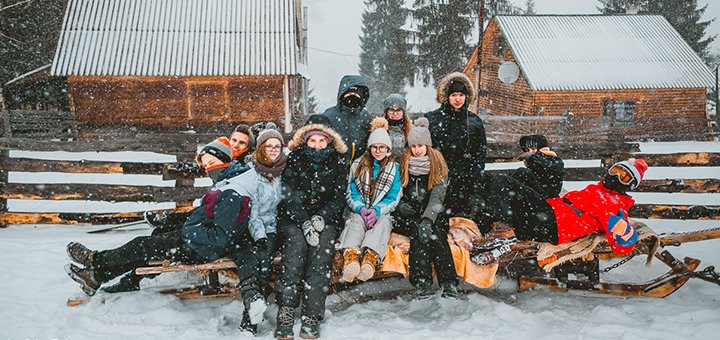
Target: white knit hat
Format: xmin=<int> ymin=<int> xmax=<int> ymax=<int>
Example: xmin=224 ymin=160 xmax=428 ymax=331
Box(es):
xmin=367 ymin=117 xmax=392 ymax=149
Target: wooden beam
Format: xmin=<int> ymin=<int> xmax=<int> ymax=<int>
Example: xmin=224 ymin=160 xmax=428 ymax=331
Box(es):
xmin=1 ymin=183 xmax=207 ymax=202
xmin=629 ymin=204 xmax=720 ymax=220
xmin=0 ymin=207 xmax=194 ymax=225
xmin=634 ymin=179 xmax=720 ymax=193
xmin=620 ymin=152 xmax=720 ymax=167
xmin=0 ymin=157 xmax=166 ymax=174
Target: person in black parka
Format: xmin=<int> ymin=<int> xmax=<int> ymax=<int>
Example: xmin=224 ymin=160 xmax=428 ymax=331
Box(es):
xmin=512 ymin=134 xmax=565 ymax=199
xmin=424 ymin=72 xmax=487 ymax=217
xmin=274 ymin=115 xmax=349 ymax=340
xmin=322 ymin=74 xmax=372 ymax=161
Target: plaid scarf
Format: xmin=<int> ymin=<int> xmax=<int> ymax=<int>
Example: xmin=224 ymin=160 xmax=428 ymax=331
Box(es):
xmin=355 ymin=160 xmax=397 ymax=206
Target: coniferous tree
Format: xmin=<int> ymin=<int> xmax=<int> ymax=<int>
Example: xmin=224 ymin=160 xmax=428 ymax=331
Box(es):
xmin=359 ymin=0 xmax=415 ymax=113
xmin=524 ymin=0 xmax=536 ymax=15
xmin=306 ymin=86 xmax=318 ymax=114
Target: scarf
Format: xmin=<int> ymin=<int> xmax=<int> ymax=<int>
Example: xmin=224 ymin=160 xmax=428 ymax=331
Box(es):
xmin=303 ymin=145 xmax=334 ymax=164
xmin=355 ymin=159 xmax=396 ymax=205
xmin=408 ymin=156 xmax=430 ymax=176
xmin=252 ymin=152 xmax=288 ymax=181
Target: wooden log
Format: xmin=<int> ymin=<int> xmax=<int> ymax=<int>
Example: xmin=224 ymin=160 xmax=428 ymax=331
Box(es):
xmin=1 ymin=183 xmax=207 ymax=202
xmin=633 ymin=179 xmax=720 ymax=193
xmin=629 ymin=204 xmax=720 ymax=220
xmin=135 ymin=258 xmax=237 ymax=275
xmin=0 ymin=157 xmax=166 ymax=174
xmin=618 ymin=152 xmax=720 ymax=167
xmin=0 ymin=206 xmax=194 ymax=225
xmin=0 ymin=150 xmax=7 ymax=228
xmin=487 ymin=167 xmax=606 ymax=181
xmin=659 ymin=228 xmax=720 ymax=246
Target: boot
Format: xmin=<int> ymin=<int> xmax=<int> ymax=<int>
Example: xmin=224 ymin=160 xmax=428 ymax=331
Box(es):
xmin=414 ymin=281 xmax=435 ymax=300
xmin=143 ymin=210 xmax=168 ymax=228
xmin=440 ymin=283 xmax=459 ymax=299
xmin=240 ymin=277 xmax=267 ymax=326
xmin=299 ymin=315 xmax=320 ymax=339
xmin=65 ymin=263 xmax=100 ymax=296
xmin=101 ymin=273 xmax=141 ymax=293
xmin=66 ymin=242 xmax=96 ymax=268
xmin=239 ymin=310 xmax=258 ymax=335
xmin=341 ymin=248 xmax=361 ymax=282
xmin=275 ymin=305 xmax=295 ymax=340
xmin=356 ymin=248 xmax=380 ymax=282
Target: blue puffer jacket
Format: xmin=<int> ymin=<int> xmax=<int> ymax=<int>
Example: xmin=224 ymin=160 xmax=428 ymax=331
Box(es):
xmin=247 ymin=164 xmax=283 ymax=240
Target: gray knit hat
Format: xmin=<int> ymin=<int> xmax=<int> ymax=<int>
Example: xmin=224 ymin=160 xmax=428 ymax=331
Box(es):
xmin=367 ymin=117 xmax=392 ymax=149
xmin=256 ymin=122 xmax=284 ymax=147
xmin=383 ymin=93 xmax=407 ymax=113
xmin=196 ymin=137 xmax=233 ymax=164
xmin=407 ymin=117 xmax=432 ymax=147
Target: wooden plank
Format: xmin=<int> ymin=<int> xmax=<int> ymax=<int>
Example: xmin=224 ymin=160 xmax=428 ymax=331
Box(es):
xmin=135 ymin=259 xmax=237 ymax=275
xmin=0 ymin=150 xmax=7 ymax=227
xmin=487 ymin=167 xmax=606 ymax=181
xmin=629 ymin=204 xmax=720 ymax=220
xmin=659 ymin=228 xmax=720 ymax=246
xmin=634 ymin=179 xmax=720 ymax=193
xmin=0 ymin=206 xmax=194 ymax=225
xmin=0 ymin=157 xmax=166 ymax=174
xmin=627 ymin=153 xmax=720 ymax=167
xmin=1 ymin=183 xmax=207 ymax=202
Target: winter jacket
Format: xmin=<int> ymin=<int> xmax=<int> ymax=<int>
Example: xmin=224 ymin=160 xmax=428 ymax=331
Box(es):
xmin=246 ymin=163 xmax=283 ymax=240
xmin=322 ymin=75 xmax=372 ymax=160
xmin=388 ymin=124 xmax=407 ymax=158
xmin=547 ymin=181 xmax=636 ymax=255
xmin=397 ymin=174 xmax=448 ymax=223
xmin=347 ymin=158 xmax=402 ymax=217
xmin=181 ymin=166 xmax=257 ymax=260
xmin=513 ymin=150 xmax=565 ymax=199
xmin=425 ymin=73 xmax=487 ymax=190
xmin=279 ymin=124 xmax=349 ymax=226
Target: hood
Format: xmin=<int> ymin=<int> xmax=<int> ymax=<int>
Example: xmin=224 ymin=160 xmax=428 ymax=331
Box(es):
xmin=288 ymin=123 xmax=348 ymax=154
xmin=436 ymin=72 xmax=476 ymax=105
xmin=336 ymin=75 xmax=370 ymax=106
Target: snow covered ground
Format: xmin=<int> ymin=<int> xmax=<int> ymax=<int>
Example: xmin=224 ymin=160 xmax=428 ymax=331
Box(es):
xmin=1 ymin=141 xmax=719 ymax=339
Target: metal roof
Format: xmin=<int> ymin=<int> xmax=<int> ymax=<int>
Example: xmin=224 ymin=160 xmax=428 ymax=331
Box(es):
xmin=494 ymin=15 xmax=715 ymax=91
xmin=51 ymin=0 xmax=303 ymax=77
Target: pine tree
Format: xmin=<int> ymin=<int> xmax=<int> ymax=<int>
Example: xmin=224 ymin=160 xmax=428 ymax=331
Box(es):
xmin=524 ymin=0 xmax=536 ymax=15
xmin=307 ymin=86 xmax=318 ymax=114
xmin=359 ymin=0 xmax=415 ymax=113
xmin=598 ymin=0 xmax=716 ymax=62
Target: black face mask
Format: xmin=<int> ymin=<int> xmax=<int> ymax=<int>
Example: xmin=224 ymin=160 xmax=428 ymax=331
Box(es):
xmin=602 ymin=173 xmax=630 ymax=194
xmin=207 ymin=168 xmax=225 ymax=183
xmin=303 ymin=145 xmax=334 ymax=163
xmin=341 ymin=94 xmax=363 ymax=110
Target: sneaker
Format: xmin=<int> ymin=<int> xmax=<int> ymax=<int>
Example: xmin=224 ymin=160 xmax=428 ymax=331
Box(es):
xmin=144 ymin=211 xmax=168 ymax=228
xmin=440 ymin=283 xmax=459 ymax=299
xmin=310 ymin=215 xmax=325 ymax=232
xmin=101 ymin=273 xmax=141 ymax=294
xmin=275 ymin=306 xmax=295 ymax=340
xmin=299 ymin=315 xmax=320 ymax=339
xmin=415 ymin=282 xmax=435 ymax=300
xmin=302 ymin=222 xmax=319 ymax=247
xmin=66 ymin=242 xmax=96 ymax=268
xmin=473 ymin=237 xmax=518 ymax=253
xmin=65 ymin=263 xmax=100 ymax=296
xmin=471 ymin=244 xmax=513 ymax=265
xmin=239 ymin=310 xmax=258 ymax=335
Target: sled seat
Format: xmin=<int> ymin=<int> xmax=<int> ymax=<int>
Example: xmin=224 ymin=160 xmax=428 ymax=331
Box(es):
xmin=134 ymin=258 xmax=240 ymax=300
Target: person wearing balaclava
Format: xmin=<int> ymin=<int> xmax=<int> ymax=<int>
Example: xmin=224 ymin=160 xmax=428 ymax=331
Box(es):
xmin=424 ymin=72 xmax=487 ymax=218
xmin=322 ymin=75 xmax=372 ymax=161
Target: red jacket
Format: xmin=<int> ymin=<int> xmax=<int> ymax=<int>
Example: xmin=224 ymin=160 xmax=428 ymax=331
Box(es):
xmin=546 ymin=181 xmax=636 ymax=255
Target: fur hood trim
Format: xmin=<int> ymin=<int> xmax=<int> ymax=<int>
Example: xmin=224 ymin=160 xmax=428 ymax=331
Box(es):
xmin=288 ymin=123 xmax=348 ymax=153
xmin=436 ymin=72 xmax=476 ymax=104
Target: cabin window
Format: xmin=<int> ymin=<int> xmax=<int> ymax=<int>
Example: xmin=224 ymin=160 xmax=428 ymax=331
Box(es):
xmin=495 ymin=37 xmax=506 ymax=57
xmin=603 ymin=100 xmax=636 ymax=126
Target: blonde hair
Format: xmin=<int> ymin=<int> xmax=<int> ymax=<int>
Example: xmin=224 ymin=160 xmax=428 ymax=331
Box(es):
xmin=400 ymin=146 xmax=448 ymax=189
xmin=354 ymin=150 xmax=396 ymax=183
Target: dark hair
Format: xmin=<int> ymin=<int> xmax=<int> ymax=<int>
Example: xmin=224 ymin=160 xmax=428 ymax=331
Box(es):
xmin=231 ymin=124 xmax=254 ymax=149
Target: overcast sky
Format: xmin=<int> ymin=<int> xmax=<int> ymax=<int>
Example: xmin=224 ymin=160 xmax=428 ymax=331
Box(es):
xmin=305 ymin=0 xmax=720 ymax=112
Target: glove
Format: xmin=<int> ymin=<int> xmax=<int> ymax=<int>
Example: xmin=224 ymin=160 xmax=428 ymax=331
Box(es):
xmin=302 ymin=221 xmax=319 ymax=247
xmin=396 ymin=202 xmax=417 ymax=217
xmin=417 ymin=218 xmax=434 ymax=243
xmin=607 ymin=209 xmax=638 ymax=247
xmin=310 ymin=215 xmax=325 ymax=232
xmin=254 ymin=237 xmax=268 ymax=251
xmin=518 ymin=151 xmax=535 ymax=161
xmin=360 ymin=207 xmax=377 ymax=230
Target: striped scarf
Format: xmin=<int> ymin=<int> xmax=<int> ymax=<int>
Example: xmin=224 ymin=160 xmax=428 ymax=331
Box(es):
xmin=355 ymin=161 xmax=396 ymax=206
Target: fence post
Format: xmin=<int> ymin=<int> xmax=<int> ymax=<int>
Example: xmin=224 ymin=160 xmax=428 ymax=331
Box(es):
xmin=0 ymin=150 xmax=8 ymax=228
xmin=174 ymin=152 xmax=196 ymax=209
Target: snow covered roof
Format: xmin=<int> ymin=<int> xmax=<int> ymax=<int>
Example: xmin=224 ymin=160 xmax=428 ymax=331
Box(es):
xmin=51 ymin=0 xmax=303 ymax=77
xmin=494 ymin=15 xmax=715 ymax=91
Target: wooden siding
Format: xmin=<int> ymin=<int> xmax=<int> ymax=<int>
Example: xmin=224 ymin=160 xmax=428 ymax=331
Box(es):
xmin=68 ymin=76 xmax=286 ymax=126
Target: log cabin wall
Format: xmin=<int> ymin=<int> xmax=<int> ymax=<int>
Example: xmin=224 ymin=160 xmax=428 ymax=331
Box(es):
xmin=68 ymin=75 xmax=285 ymax=126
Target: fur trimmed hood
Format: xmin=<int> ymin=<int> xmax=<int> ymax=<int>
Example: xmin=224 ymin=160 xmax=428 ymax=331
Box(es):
xmin=435 ymin=72 xmax=476 ymax=105
xmin=288 ymin=123 xmax=348 ymax=153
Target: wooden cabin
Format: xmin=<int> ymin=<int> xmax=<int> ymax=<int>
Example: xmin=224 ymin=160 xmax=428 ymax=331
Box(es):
xmin=51 ymin=0 xmax=309 ymax=132
xmin=465 ymin=15 xmax=715 ymax=141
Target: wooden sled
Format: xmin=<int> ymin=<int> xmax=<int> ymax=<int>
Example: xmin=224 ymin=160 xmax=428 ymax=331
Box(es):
xmin=134 ymin=258 xmax=240 ymax=300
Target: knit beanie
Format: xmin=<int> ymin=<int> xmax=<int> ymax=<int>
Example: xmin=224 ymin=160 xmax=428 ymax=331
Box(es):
xmin=256 ymin=122 xmax=284 ymax=147
xmin=407 ymin=117 xmax=432 ymax=147
xmin=519 ymin=134 xmax=549 ymax=151
xmin=196 ymin=137 xmax=233 ymax=165
xmin=612 ymin=158 xmax=648 ymax=186
xmin=383 ymin=93 xmax=407 ymax=113
xmin=447 ymin=80 xmax=468 ymax=96
xmin=367 ymin=117 xmax=392 ymax=149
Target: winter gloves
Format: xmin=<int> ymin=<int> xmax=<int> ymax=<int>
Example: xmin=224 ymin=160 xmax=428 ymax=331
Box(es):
xmin=607 ymin=209 xmax=638 ymax=247
xmin=417 ymin=218 xmax=434 ymax=243
xmin=396 ymin=202 xmax=417 ymax=217
xmin=302 ymin=215 xmax=326 ymax=247
xmin=359 ymin=207 xmax=377 ymax=230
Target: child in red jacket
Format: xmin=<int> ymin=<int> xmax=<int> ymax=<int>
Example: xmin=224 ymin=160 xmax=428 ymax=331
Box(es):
xmin=470 ymin=158 xmax=648 ymax=264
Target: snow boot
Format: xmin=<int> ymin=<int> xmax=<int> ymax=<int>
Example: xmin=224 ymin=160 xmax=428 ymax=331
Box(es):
xmin=341 ymin=248 xmax=361 ymax=282
xmin=65 ymin=263 xmax=100 ymax=296
xmin=101 ymin=273 xmax=141 ymax=293
xmin=440 ymin=283 xmax=459 ymax=299
xmin=471 ymin=243 xmax=513 ymax=265
xmin=356 ymin=248 xmax=380 ymax=282
xmin=239 ymin=310 xmax=258 ymax=335
xmin=275 ymin=305 xmax=295 ymax=340
xmin=299 ymin=315 xmax=320 ymax=339
xmin=143 ymin=210 xmax=168 ymax=228
xmin=240 ymin=277 xmax=267 ymax=325
xmin=415 ymin=281 xmax=435 ymax=300
xmin=66 ymin=242 xmax=96 ymax=268
xmin=472 ymin=236 xmax=518 ymax=253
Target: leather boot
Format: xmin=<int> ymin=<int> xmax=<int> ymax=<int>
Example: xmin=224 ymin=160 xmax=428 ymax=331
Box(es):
xmin=341 ymin=248 xmax=361 ymax=282
xmin=356 ymin=248 xmax=380 ymax=282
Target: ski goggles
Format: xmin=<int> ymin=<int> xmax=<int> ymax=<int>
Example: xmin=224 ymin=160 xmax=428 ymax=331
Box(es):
xmin=608 ymin=163 xmax=639 ymax=189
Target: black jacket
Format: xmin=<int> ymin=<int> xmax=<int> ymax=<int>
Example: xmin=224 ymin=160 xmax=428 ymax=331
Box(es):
xmin=513 ymin=151 xmax=565 ymax=199
xmin=322 ymin=75 xmax=372 ymax=160
xmin=397 ymin=174 xmax=448 ymax=223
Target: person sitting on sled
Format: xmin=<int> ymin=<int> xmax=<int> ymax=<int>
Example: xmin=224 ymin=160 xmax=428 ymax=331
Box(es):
xmin=339 ymin=117 xmax=403 ymax=283
xmin=65 ymin=138 xmax=272 ymax=330
xmin=392 ymin=117 xmax=459 ymax=299
xmin=512 ymin=134 xmax=564 ymax=199
xmin=469 ymin=158 xmax=648 ymax=265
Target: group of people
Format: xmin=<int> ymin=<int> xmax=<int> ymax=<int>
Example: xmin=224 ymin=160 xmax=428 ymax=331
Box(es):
xmin=64 ymin=72 xmax=648 ymax=340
